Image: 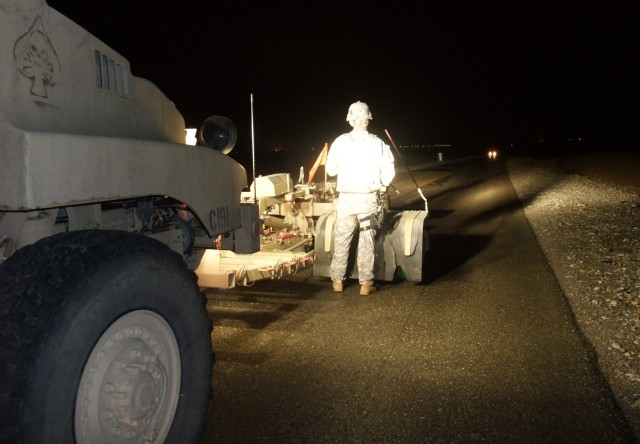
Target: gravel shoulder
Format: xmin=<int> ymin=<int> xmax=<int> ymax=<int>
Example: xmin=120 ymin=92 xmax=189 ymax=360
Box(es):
xmin=506 ymin=154 xmax=640 ymax=438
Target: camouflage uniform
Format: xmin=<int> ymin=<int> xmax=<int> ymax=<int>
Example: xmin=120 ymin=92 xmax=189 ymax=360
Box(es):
xmin=326 ymin=103 xmax=395 ymax=288
xmin=330 ymin=192 xmax=380 ymax=285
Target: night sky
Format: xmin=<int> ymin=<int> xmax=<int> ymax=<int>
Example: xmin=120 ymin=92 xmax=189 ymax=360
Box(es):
xmin=47 ymin=0 xmax=637 ymax=160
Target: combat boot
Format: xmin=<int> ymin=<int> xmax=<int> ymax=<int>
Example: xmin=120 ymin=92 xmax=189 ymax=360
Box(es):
xmin=359 ymin=284 xmax=377 ymax=296
xmin=332 ymin=282 xmax=343 ymax=292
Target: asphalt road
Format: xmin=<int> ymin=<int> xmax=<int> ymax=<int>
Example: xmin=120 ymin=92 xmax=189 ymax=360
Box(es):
xmin=199 ymin=158 xmax=635 ymax=443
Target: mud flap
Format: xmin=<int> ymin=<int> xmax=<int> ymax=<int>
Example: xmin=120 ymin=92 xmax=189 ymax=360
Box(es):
xmin=313 ymin=209 xmax=429 ymax=283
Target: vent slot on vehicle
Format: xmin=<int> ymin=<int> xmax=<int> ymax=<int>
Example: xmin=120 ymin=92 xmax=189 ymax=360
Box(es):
xmin=94 ymin=50 xmax=130 ymax=96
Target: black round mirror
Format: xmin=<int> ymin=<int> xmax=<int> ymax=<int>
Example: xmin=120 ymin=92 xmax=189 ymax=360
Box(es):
xmin=197 ymin=115 xmax=237 ymax=154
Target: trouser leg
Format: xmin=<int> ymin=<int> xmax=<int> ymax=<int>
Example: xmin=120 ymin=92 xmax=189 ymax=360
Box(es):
xmin=330 ymin=212 xmax=358 ymax=283
xmin=357 ymin=226 xmax=376 ymax=285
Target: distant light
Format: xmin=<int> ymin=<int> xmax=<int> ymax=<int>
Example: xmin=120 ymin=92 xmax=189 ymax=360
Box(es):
xmin=398 ymin=144 xmax=451 ymax=149
xmin=185 ymin=128 xmax=197 ymax=146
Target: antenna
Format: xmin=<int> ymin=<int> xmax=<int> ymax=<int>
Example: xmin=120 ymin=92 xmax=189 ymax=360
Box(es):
xmin=251 ymin=93 xmax=257 ymax=203
xmin=385 ymin=129 xmax=429 ymax=213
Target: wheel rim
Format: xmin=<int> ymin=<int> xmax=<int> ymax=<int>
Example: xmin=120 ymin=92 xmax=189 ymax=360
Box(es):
xmin=74 ymin=310 xmax=181 ymax=443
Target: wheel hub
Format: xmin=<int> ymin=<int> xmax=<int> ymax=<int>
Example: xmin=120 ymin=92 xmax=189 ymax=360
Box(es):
xmin=75 ymin=311 xmax=180 ymax=443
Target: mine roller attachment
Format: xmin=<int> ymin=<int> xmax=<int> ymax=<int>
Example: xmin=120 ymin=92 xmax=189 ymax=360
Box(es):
xmin=313 ymin=209 xmax=429 ymax=283
xmin=197 ymin=115 xmax=237 ymax=154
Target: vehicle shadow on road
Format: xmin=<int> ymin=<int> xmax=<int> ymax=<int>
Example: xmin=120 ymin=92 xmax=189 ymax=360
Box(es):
xmin=204 ymin=275 xmax=324 ymax=328
xmin=420 ymin=232 xmax=491 ymax=284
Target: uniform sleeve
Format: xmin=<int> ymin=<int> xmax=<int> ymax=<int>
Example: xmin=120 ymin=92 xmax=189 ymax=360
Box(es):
xmin=379 ymin=142 xmax=396 ymax=186
xmin=325 ymin=137 xmax=341 ymax=177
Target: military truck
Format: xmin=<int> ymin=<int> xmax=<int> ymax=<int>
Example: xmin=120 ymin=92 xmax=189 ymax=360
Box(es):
xmin=0 ymin=0 xmax=272 ymax=441
xmin=0 ymin=1 xmax=428 ymax=442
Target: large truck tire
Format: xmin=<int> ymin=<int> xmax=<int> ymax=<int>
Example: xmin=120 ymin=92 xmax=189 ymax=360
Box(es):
xmin=0 ymin=230 xmax=214 ymax=443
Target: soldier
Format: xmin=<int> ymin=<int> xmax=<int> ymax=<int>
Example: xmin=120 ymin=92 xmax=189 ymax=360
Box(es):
xmin=326 ymin=101 xmax=395 ymax=296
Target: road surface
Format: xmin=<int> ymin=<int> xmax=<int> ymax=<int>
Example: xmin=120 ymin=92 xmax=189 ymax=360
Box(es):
xmin=200 ymin=157 xmax=635 ymax=443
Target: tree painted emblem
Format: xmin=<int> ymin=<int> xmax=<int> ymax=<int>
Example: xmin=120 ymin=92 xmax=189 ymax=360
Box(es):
xmin=14 ymin=16 xmax=61 ymax=98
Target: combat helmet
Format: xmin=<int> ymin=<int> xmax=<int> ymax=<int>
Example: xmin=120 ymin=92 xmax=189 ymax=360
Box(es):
xmin=346 ymin=101 xmax=372 ymax=127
